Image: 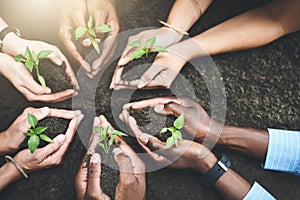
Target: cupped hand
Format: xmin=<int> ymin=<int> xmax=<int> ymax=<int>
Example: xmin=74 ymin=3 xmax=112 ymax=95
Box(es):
xmin=1 ymin=107 xmax=81 ymax=154
xmin=123 ymin=97 xmax=214 ymax=143
xmin=119 ymin=110 xmax=217 ymax=173
xmin=60 ymin=0 xmax=119 ymax=78
xmin=14 ymin=112 xmax=83 ymax=173
xmin=0 ymin=53 xmax=77 ymax=102
xmin=112 ymin=51 xmax=187 ymax=90
xmin=110 ymin=28 xmax=183 ymax=89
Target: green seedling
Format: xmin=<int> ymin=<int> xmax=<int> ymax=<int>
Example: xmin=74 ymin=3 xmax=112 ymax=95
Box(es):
xmin=160 ymin=114 xmax=184 ymax=149
xmin=74 ymin=15 xmax=111 ymax=54
xmin=93 ymin=125 xmax=127 ymax=154
xmin=129 ymin=36 xmax=168 ymax=60
xmin=15 ymin=47 xmax=52 ymax=88
xmin=24 ymin=113 xmax=53 ymax=153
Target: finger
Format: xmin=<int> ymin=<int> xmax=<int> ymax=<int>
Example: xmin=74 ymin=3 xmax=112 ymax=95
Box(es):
xmin=92 ymin=11 xmax=106 ymax=37
xmin=136 ymin=63 xmax=165 ymax=89
xmin=86 ymin=153 xmax=104 ymax=199
xmin=58 ymin=56 xmax=80 ymax=90
xmin=48 ymin=108 xmax=82 ymax=119
xmin=20 ymin=89 xmax=76 ymax=103
xmin=34 ymin=134 xmax=66 ymax=161
xmin=113 ymin=148 xmax=136 ymax=176
xmin=155 ymin=101 xmax=183 ymax=116
xmin=86 ymin=117 xmax=101 ymax=155
xmin=110 ymin=65 xmax=125 ymax=89
xmin=129 ymin=97 xmax=180 ymax=110
xmin=22 ymin=76 xmax=52 ymax=95
xmin=75 ymin=160 xmax=88 ymax=200
xmin=44 ymin=114 xmax=84 ymax=163
xmin=117 ymin=45 xmax=136 ymax=66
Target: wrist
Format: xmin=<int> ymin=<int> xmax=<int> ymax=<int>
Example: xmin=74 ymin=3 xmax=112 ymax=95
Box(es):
xmin=0 ymin=131 xmax=19 ymax=154
xmin=193 ymin=148 xmax=218 ymax=174
xmin=2 ymin=33 xmax=24 ymax=56
xmin=0 ymin=162 xmax=22 ymax=191
xmin=160 ymin=26 xmax=183 ymax=43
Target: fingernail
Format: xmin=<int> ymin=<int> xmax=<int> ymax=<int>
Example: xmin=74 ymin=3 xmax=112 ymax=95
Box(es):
xmin=74 ymin=110 xmax=82 ymax=115
xmin=137 ymin=81 xmax=146 ymax=89
xmin=58 ymin=134 xmax=66 ymax=143
xmin=41 ymin=107 xmax=50 ymax=113
xmin=154 ymin=105 xmax=164 ymax=113
xmin=83 ymin=38 xmax=91 ymax=47
xmin=93 ymin=117 xmax=100 ymax=126
xmin=139 ymin=134 xmax=149 ymax=145
xmin=45 ymin=87 xmax=51 ymax=94
xmin=113 ymin=148 xmax=123 ymax=156
xmin=95 ymin=38 xmax=101 ymax=44
xmin=91 ymin=153 xmax=101 ymax=163
xmin=118 ymin=58 xmax=126 ymax=65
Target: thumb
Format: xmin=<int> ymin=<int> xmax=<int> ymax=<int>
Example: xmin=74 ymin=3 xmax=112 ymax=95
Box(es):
xmin=86 ymin=153 xmax=103 ymax=198
xmin=154 ymin=101 xmax=182 ymax=117
xmin=137 ymin=63 xmax=164 ymax=89
xmin=25 ymin=76 xmax=51 ymax=95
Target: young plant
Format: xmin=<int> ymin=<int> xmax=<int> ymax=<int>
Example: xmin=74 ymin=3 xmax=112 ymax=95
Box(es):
xmin=15 ymin=47 xmax=52 ymax=88
xmin=129 ymin=36 xmax=168 ymax=60
xmin=24 ymin=113 xmax=53 ymax=153
xmin=74 ymin=15 xmax=111 ymax=54
xmin=93 ymin=125 xmax=127 ymax=154
xmin=160 ymin=114 xmax=184 ymax=149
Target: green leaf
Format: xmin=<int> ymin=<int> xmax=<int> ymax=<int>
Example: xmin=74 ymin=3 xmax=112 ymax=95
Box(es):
xmin=160 ymin=127 xmax=168 ymax=134
xmin=87 ymin=16 xmax=93 ymax=30
xmin=25 ymin=46 xmax=32 ymax=59
xmin=15 ymin=54 xmax=26 ymax=63
xmin=28 ymin=113 xmax=38 ymax=128
xmin=97 ymin=24 xmax=111 ymax=33
xmin=74 ymin=27 xmax=87 ymax=40
xmin=25 ymin=59 xmax=34 ymax=72
xmin=93 ymin=126 xmax=102 ymax=133
xmin=24 ymin=131 xmax=32 ymax=137
xmin=38 ymin=74 xmax=46 ymax=88
xmin=103 ymin=126 xmax=110 ymax=135
xmin=40 ymin=134 xmax=53 ymax=143
xmin=165 ymin=135 xmax=175 ymax=149
xmin=174 ymin=114 xmax=184 ymax=129
xmin=167 ymin=127 xmax=176 ymax=133
xmin=131 ymin=48 xmax=147 ymax=60
xmin=173 ymin=130 xmax=183 ymax=141
xmin=28 ymin=134 xmax=40 ymax=153
xmin=91 ymin=38 xmax=100 ymax=54
xmin=128 ymin=40 xmax=141 ymax=47
xmin=37 ymin=50 xmax=52 ymax=59
xmin=88 ymin=28 xmax=96 ymax=37
xmin=151 ymin=46 xmax=168 ymax=53
xmin=110 ymin=130 xmax=127 ymax=137
xmin=108 ymin=135 xmax=116 ymax=146
xmin=34 ymin=126 xmax=47 ymax=135
xmin=145 ymin=37 xmax=156 ymax=48
xmin=98 ymin=143 xmax=105 ymax=150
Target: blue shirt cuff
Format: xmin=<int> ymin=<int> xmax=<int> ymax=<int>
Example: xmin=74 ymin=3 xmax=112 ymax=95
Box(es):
xmin=243 ymin=182 xmax=275 ymax=200
xmin=262 ymin=129 xmax=300 ymax=175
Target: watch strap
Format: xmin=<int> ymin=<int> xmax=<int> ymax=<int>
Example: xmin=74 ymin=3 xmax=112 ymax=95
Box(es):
xmin=197 ymin=154 xmax=231 ymax=187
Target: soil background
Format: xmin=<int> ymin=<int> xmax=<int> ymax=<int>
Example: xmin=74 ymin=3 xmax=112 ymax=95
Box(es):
xmin=0 ymin=0 xmax=300 ymax=199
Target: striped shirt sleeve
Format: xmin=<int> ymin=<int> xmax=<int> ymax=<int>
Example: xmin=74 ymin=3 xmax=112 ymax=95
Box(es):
xmin=243 ymin=182 xmax=276 ymax=200
xmin=262 ymin=129 xmax=300 ymax=175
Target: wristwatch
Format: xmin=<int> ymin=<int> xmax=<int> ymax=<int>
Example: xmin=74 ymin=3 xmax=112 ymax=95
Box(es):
xmin=197 ymin=153 xmax=231 ymax=187
xmin=0 ymin=26 xmax=21 ymax=52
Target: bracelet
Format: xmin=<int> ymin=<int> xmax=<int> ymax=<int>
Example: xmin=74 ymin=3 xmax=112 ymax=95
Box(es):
xmin=197 ymin=154 xmax=231 ymax=187
xmin=0 ymin=26 xmax=21 ymax=52
xmin=5 ymin=155 xmax=28 ymax=179
xmin=157 ymin=19 xmax=189 ymax=36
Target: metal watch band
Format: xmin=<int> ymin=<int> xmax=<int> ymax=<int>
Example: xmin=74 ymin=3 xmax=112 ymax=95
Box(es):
xmin=0 ymin=26 xmax=21 ymax=51
xmin=197 ymin=154 xmax=231 ymax=187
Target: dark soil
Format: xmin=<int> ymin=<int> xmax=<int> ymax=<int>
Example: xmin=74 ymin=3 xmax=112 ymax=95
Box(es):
xmin=0 ymin=0 xmax=300 ymax=200
xmin=34 ymin=60 xmax=73 ymax=93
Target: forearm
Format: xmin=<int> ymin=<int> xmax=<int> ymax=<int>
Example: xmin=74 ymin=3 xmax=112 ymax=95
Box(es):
xmin=0 ymin=162 xmax=22 ymax=191
xmin=166 ymin=0 xmax=213 ymax=33
xmin=218 ymin=126 xmax=269 ymax=161
xmin=0 ymin=131 xmax=18 ymax=155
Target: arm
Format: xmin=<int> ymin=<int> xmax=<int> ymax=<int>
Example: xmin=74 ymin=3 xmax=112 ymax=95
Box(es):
xmin=0 ymin=162 xmax=22 ymax=191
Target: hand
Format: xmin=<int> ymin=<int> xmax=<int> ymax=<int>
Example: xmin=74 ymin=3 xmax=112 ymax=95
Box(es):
xmin=75 ymin=115 xmax=146 ymax=200
xmin=14 ymin=112 xmax=83 ymax=173
xmin=110 ymin=28 xmax=183 ymax=89
xmin=0 ymin=107 xmax=81 ymax=154
xmin=119 ymin=110 xmax=217 ymax=173
xmin=2 ymin=34 xmax=79 ymax=89
xmin=0 ymin=53 xmax=77 ymax=102
xmin=123 ymin=97 xmax=214 ymax=142
xmin=60 ymin=0 xmax=119 ymax=78
xmin=112 ymin=51 xmax=187 ymax=90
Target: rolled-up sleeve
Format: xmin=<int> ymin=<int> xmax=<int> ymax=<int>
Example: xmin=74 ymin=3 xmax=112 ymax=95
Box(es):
xmin=243 ymin=182 xmax=275 ymax=200
xmin=262 ymin=129 xmax=300 ymax=175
